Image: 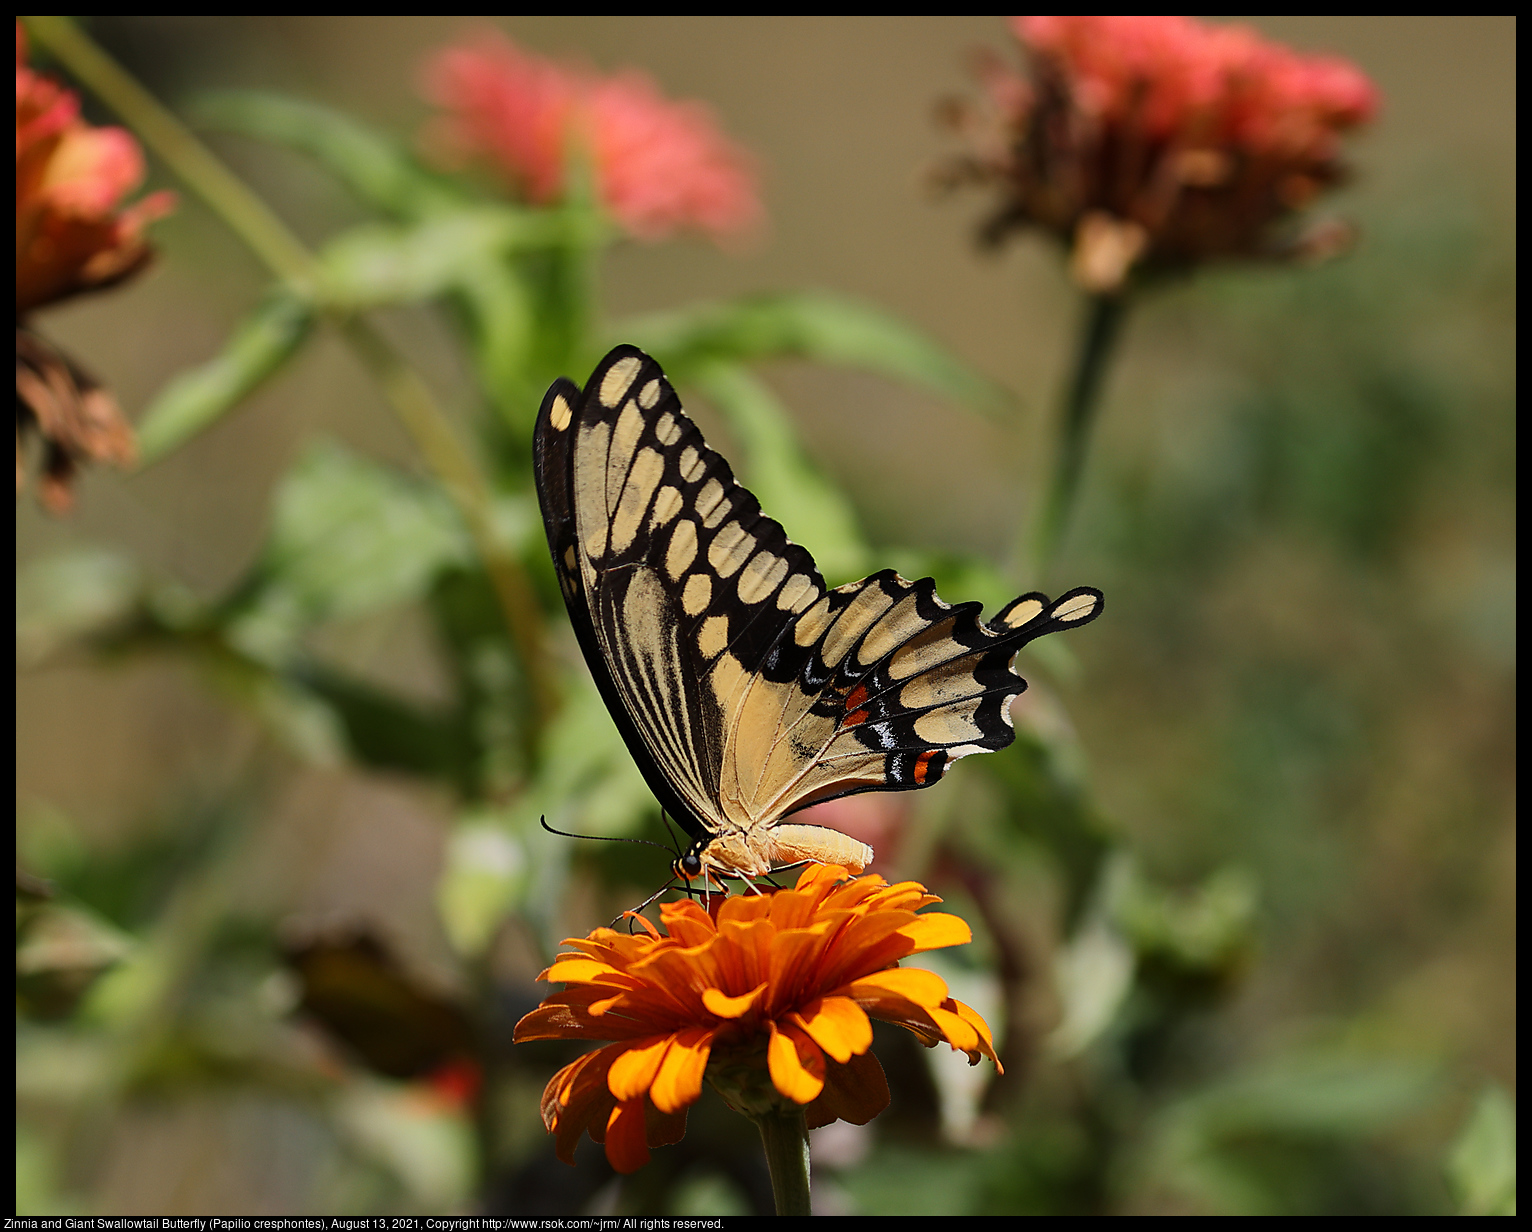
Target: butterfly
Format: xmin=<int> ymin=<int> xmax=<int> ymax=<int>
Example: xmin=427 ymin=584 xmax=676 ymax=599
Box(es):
xmin=534 ymin=345 xmax=1102 ymax=888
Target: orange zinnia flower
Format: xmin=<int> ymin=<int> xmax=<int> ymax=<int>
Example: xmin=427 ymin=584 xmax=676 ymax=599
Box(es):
xmin=515 ymin=864 xmax=999 ymax=1174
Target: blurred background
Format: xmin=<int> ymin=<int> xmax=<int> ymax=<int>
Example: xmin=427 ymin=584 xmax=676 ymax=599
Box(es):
xmin=17 ymin=16 xmax=1514 ymax=1216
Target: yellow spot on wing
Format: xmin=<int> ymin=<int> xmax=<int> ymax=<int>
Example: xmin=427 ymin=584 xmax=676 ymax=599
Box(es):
xmin=699 ymin=615 xmax=729 ymax=659
xmin=820 ymin=585 xmax=894 ymax=668
xmin=1003 ymin=598 xmax=1044 ymax=628
xmin=887 ymin=616 xmax=962 ymax=681
xmin=639 ymin=378 xmax=663 ymax=409
xmin=649 ymin=484 xmax=683 ymax=529
xmin=666 ymin=520 xmax=698 ymax=580
xmin=793 ymin=595 xmax=834 ymax=647
xmin=913 ymin=697 xmax=984 ymax=744
xmin=1053 ymin=591 xmax=1100 ymax=623
xmin=898 ymin=663 xmax=984 ymax=711
xmin=606 ymin=400 xmax=644 ymax=512
xmin=549 ymin=394 xmax=573 ymax=431
xmin=737 ymin=551 xmax=788 ymax=604
xmin=708 ymin=522 xmax=756 ymax=579
xmin=695 ymin=478 xmax=726 ymax=526
xmin=654 ymin=411 xmax=681 ymax=445
xmin=610 ymin=447 xmax=664 ymax=555
xmin=777 ymin=573 xmax=817 ymax=613
xmin=683 ymin=573 xmax=712 ymax=616
xmin=600 ymin=355 xmax=642 ymax=407
xmin=576 ymin=421 xmax=611 ymax=560
xmin=857 ymin=591 xmax=925 ymax=665
xmin=679 ymin=447 xmax=704 ymax=483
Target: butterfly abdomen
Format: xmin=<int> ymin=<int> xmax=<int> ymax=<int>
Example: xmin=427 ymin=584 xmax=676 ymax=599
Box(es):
xmin=762 ymin=824 xmax=875 ymax=875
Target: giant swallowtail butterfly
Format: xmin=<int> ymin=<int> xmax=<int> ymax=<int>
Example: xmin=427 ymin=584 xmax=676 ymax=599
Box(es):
xmin=534 ymin=345 xmax=1102 ymax=886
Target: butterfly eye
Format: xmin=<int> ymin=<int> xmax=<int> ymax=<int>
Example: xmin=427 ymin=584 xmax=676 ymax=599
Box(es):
xmin=677 ymin=848 xmax=704 ymax=880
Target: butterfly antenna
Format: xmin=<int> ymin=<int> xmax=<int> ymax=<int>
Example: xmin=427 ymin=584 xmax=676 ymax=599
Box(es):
xmin=539 ymin=815 xmax=677 ymax=856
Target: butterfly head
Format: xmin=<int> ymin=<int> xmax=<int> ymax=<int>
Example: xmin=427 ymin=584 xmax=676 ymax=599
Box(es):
xmin=673 ymin=840 xmax=708 ymax=885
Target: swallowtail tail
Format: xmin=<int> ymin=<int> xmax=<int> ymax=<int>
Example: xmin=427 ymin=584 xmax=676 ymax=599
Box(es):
xmin=534 ymin=346 xmax=1102 ymax=886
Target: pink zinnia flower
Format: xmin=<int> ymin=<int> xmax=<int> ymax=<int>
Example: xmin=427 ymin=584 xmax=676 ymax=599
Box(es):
xmin=939 ymin=15 xmax=1379 ymax=292
xmin=421 ymin=31 xmax=761 ymax=244
xmin=16 ymin=23 xmax=173 ymax=316
xmin=16 ymin=22 xmax=174 ymax=511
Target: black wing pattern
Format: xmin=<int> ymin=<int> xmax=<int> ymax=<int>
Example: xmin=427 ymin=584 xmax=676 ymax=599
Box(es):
xmin=533 ymin=345 xmax=1103 ymax=857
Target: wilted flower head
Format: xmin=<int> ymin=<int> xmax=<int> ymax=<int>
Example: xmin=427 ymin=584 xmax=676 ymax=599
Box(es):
xmin=17 ymin=22 xmax=173 ymax=510
xmin=515 ymin=864 xmax=998 ymax=1173
xmin=421 ymin=30 xmax=762 ymax=244
xmin=939 ymin=15 xmax=1379 ymax=292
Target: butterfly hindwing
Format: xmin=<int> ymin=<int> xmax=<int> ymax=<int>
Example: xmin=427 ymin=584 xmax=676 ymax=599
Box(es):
xmin=535 ymin=345 xmax=1104 ymax=865
xmin=714 ymin=572 xmax=1103 ymax=822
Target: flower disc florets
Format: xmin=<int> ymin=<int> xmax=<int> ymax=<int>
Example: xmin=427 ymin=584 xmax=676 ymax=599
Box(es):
xmin=514 ymin=864 xmax=999 ymax=1173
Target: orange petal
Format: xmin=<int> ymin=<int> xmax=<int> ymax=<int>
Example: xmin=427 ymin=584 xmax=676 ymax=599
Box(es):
xmin=659 ymin=896 xmax=718 ymax=935
xmin=715 ymin=917 xmax=774 ymax=989
xmin=947 ymin=998 xmax=1001 ymax=1068
xmin=604 ymin=1099 xmax=652 ymax=1174
xmin=865 ymin=880 xmax=942 ymax=912
xmin=803 ymin=1048 xmax=890 ymax=1130
xmin=821 ymin=873 xmax=886 ymax=912
xmin=702 ymin=981 xmax=767 ymax=1019
xmin=544 ymin=957 xmax=640 ymax=986
xmin=766 ymin=888 xmax=818 ymax=932
xmin=896 ymin=911 xmax=972 ymax=953
xmin=513 ymin=986 xmax=618 ymax=1040
xmin=793 ymin=863 xmax=853 ymax=899
xmin=767 ymin=1020 xmax=826 ymax=1104
xmin=843 ymin=966 xmax=949 ymax=1009
xmin=928 ymin=1003 xmax=979 ymax=1053
xmin=791 ymin=995 xmax=873 ymax=1064
xmin=664 ymin=911 xmax=716 ymax=948
xmin=649 ymin=1025 xmax=712 ymax=1113
xmin=541 ymin=1043 xmax=623 ymax=1164
xmin=645 ymin=1098 xmax=689 ymax=1150
xmin=607 ymin=1034 xmax=672 ymax=1101
xmin=766 ymin=920 xmax=842 ymax=1009
xmin=815 ymin=911 xmax=920 ymax=988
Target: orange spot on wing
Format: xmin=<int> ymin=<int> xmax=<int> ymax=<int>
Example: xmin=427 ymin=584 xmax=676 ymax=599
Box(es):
xmin=913 ymin=751 xmax=935 ymax=785
xmin=844 ymin=683 xmax=870 ymax=726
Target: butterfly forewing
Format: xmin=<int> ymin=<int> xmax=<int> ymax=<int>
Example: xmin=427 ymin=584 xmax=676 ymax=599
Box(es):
xmin=534 ymin=347 xmax=829 ymax=843
xmin=535 ymin=345 xmax=1104 ymax=872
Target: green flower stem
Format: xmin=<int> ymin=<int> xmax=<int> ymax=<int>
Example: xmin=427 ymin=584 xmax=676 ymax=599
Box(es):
xmin=1024 ymin=292 xmax=1129 ymax=584
xmin=753 ymin=1107 xmax=814 ymax=1216
xmin=25 ymin=15 xmax=555 ymax=737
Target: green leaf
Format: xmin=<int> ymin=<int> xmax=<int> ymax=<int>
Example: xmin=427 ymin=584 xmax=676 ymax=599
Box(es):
xmin=192 ymin=90 xmax=458 ymax=218
xmin=317 ymin=208 xmax=561 ymax=310
xmin=16 ymin=548 xmax=141 ymax=666
xmin=1183 ymin=1053 xmax=1438 ymax=1140
xmin=135 ymin=292 xmax=313 ymax=465
xmin=1448 ymin=1086 xmax=1517 ymax=1215
xmin=436 ymin=816 xmax=527 ymax=957
xmin=613 ymin=290 xmax=1014 ymax=420
xmin=685 ymin=360 xmax=869 ymax=583
xmin=297 ymin=663 xmax=472 ymax=787
xmin=1144 ymin=1051 xmax=1441 ymax=1214
xmin=16 ymin=896 xmax=134 ymax=1021
xmin=224 ymin=441 xmax=472 ymax=664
